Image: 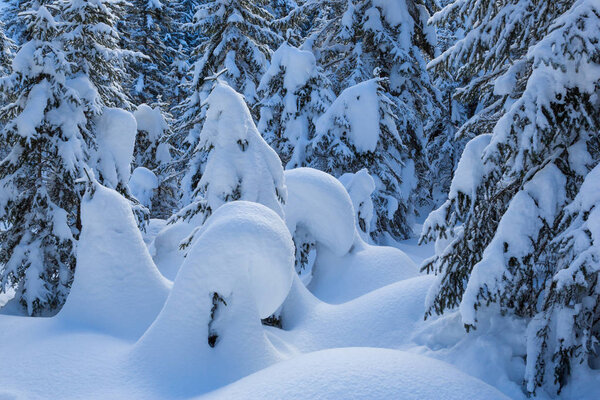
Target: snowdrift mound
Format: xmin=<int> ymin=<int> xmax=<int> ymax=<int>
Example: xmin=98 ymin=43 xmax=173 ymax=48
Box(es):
xmin=308 ymin=237 xmax=419 ymax=304
xmin=202 ymin=347 xmax=510 ymax=400
xmin=93 ymin=108 xmax=137 ymax=189
xmin=130 ymin=167 xmax=158 ymax=208
xmin=134 ymin=201 xmax=295 ymax=389
xmin=58 ymin=183 xmax=170 ymax=339
xmin=284 ymin=167 xmax=418 ymax=302
xmin=284 ymin=168 xmax=355 ymax=256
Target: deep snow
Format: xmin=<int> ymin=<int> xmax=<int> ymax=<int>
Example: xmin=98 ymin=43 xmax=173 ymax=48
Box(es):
xmin=0 ymin=178 xmax=598 ymax=400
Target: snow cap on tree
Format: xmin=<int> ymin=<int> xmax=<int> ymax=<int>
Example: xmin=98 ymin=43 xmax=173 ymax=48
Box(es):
xmin=179 ymin=81 xmax=286 ymax=226
xmin=257 ymin=42 xmax=334 ymax=169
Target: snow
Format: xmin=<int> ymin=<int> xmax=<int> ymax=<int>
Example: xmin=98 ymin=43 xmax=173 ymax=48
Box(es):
xmin=150 ymin=220 xmax=192 ymax=281
xmin=133 ymin=104 xmax=168 ymax=143
xmin=15 ymin=79 xmax=49 ymax=139
xmin=93 ymin=108 xmax=138 ymax=189
xmin=258 ymin=42 xmax=316 ymax=113
xmin=448 ymin=134 xmax=491 ymax=200
xmin=202 ymin=347 xmax=509 ymax=400
xmin=315 ymin=79 xmax=388 ymax=153
xmin=284 ymin=168 xmax=355 ymax=256
xmin=129 ymin=167 xmax=158 ymax=208
xmin=184 ymin=82 xmax=286 ymax=217
xmin=58 ymin=182 xmax=171 ymax=339
xmin=339 ymin=169 xmax=376 ymax=241
xmin=134 ymin=201 xmax=295 ymax=389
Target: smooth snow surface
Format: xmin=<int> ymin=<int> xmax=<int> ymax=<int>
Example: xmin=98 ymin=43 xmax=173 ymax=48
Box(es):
xmin=134 ymin=201 xmax=295 ymax=390
xmin=284 ymin=168 xmax=355 ymax=255
xmin=129 ymin=167 xmax=158 ymax=208
xmin=58 ymin=183 xmax=170 ymax=339
xmin=93 ymin=107 xmax=138 ymax=188
xmin=202 ymin=347 xmax=509 ymax=400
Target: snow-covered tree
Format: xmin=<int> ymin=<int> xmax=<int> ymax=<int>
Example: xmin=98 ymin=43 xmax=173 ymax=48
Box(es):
xmin=60 ymin=0 xmax=132 ymax=111
xmin=256 ymin=42 xmax=334 ymax=168
xmin=424 ymin=0 xmax=470 ymax=203
xmin=2 ymin=0 xmax=31 ymax=44
xmin=526 ymin=164 xmax=600 ymax=393
xmin=177 ymin=81 xmax=286 ymax=241
xmin=133 ymin=103 xmax=178 ymax=218
xmin=0 ymin=6 xmax=88 ymax=315
xmin=306 ymin=78 xmax=417 ymax=241
xmin=123 ymin=0 xmax=179 ymax=107
xmin=309 ymin=0 xmax=442 ymax=215
xmin=185 ymin=0 xmax=281 ymax=102
xmin=420 ymin=0 xmax=600 ymax=393
xmin=0 ymin=21 xmax=15 ymax=75
xmin=174 ymin=0 xmax=282 ymax=176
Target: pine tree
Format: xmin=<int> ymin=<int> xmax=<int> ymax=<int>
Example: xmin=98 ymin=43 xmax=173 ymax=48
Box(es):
xmin=0 ymin=5 xmax=88 ymax=315
xmin=420 ymin=0 xmax=600 ymax=393
xmin=177 ymin=81 xmax=286 ymax=240
xmin=306 ymin=77 xmax=416 ymax=241
xmin=256 ymin=42 xmax=334 ymax=168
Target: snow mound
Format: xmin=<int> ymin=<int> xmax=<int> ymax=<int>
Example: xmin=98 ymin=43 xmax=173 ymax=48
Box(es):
xmin=93 ymin=108 xmax=137 ymax=188
xmin=134 ymin=104 xmax=168 ymax=144
xmin=58 ymin=183 xmax=170 ymax=339
xmin=129 ymin=167 xmax=158 ymax=208
xmin=309 ymin=237 xmax=419 ymax=304
xmin=339 ymin=169 xmax=376 ymax=241
xmin=315 ymin=79 xmax=385 ymax=152
xmin=150 ymin=220 xmax=193 ymax=281
xmin=134 ymin=201 xmax=295 ymax=387
xmin=284 ymin=168 xmax=355 ymax=255
xmin=202 ymin=347 xmax=510 ymax=400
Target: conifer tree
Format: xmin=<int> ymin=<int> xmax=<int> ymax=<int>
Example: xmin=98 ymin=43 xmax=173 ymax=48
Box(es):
xmin=0 ymin=21 xmax=15 ymax=75
xmin=420 ymin=0 xmax=600 ymax=393
xmin=174 ymin=0 xmax=282 ymax=202
xmin=185 ymin=0 xmax=281 ymax=102
xmin=123 ymin=0 xmax=179 ymax=107
xmin=311 ymin=0 xmax=442 ymax=220
xmin=61 ymin=0 xmax=149 ymax=227
xmin=306 ymin=77 xmax=416 ymax=241
xmin=0 ymin=5 xmax=88 ymax=315
xmin=177 ymin=81 xmax=286 ymax=238
xmin=256 ymin=42 xmax=334 ymax=168
xmin=60 ymin=0 xmax=132 ymax=111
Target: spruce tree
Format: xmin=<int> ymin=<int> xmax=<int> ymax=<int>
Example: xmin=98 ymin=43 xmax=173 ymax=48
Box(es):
xmin=123 ymin=0 xmax=179 ymax=107
xmin=310 ymin=0 xmax=442 ymax=228
xmin=177 ymin=81 xmax=286 ymax=237
xmin=60 ymin=0 xmax=132 ymax=111
xmin=61 ymin=0 xmax=149 ymax=227
xmin=256 ymin=42 xmax=334 ymax=168
xmin=184 ymin=0 xmax=281 ymax=102
xmin=420 ymin=0 xmax=600 ymax=393
xmin=0 ymin=5 xmax=88 ymax=315
xmin=306 ymin=77 xmax=416 ymax=241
